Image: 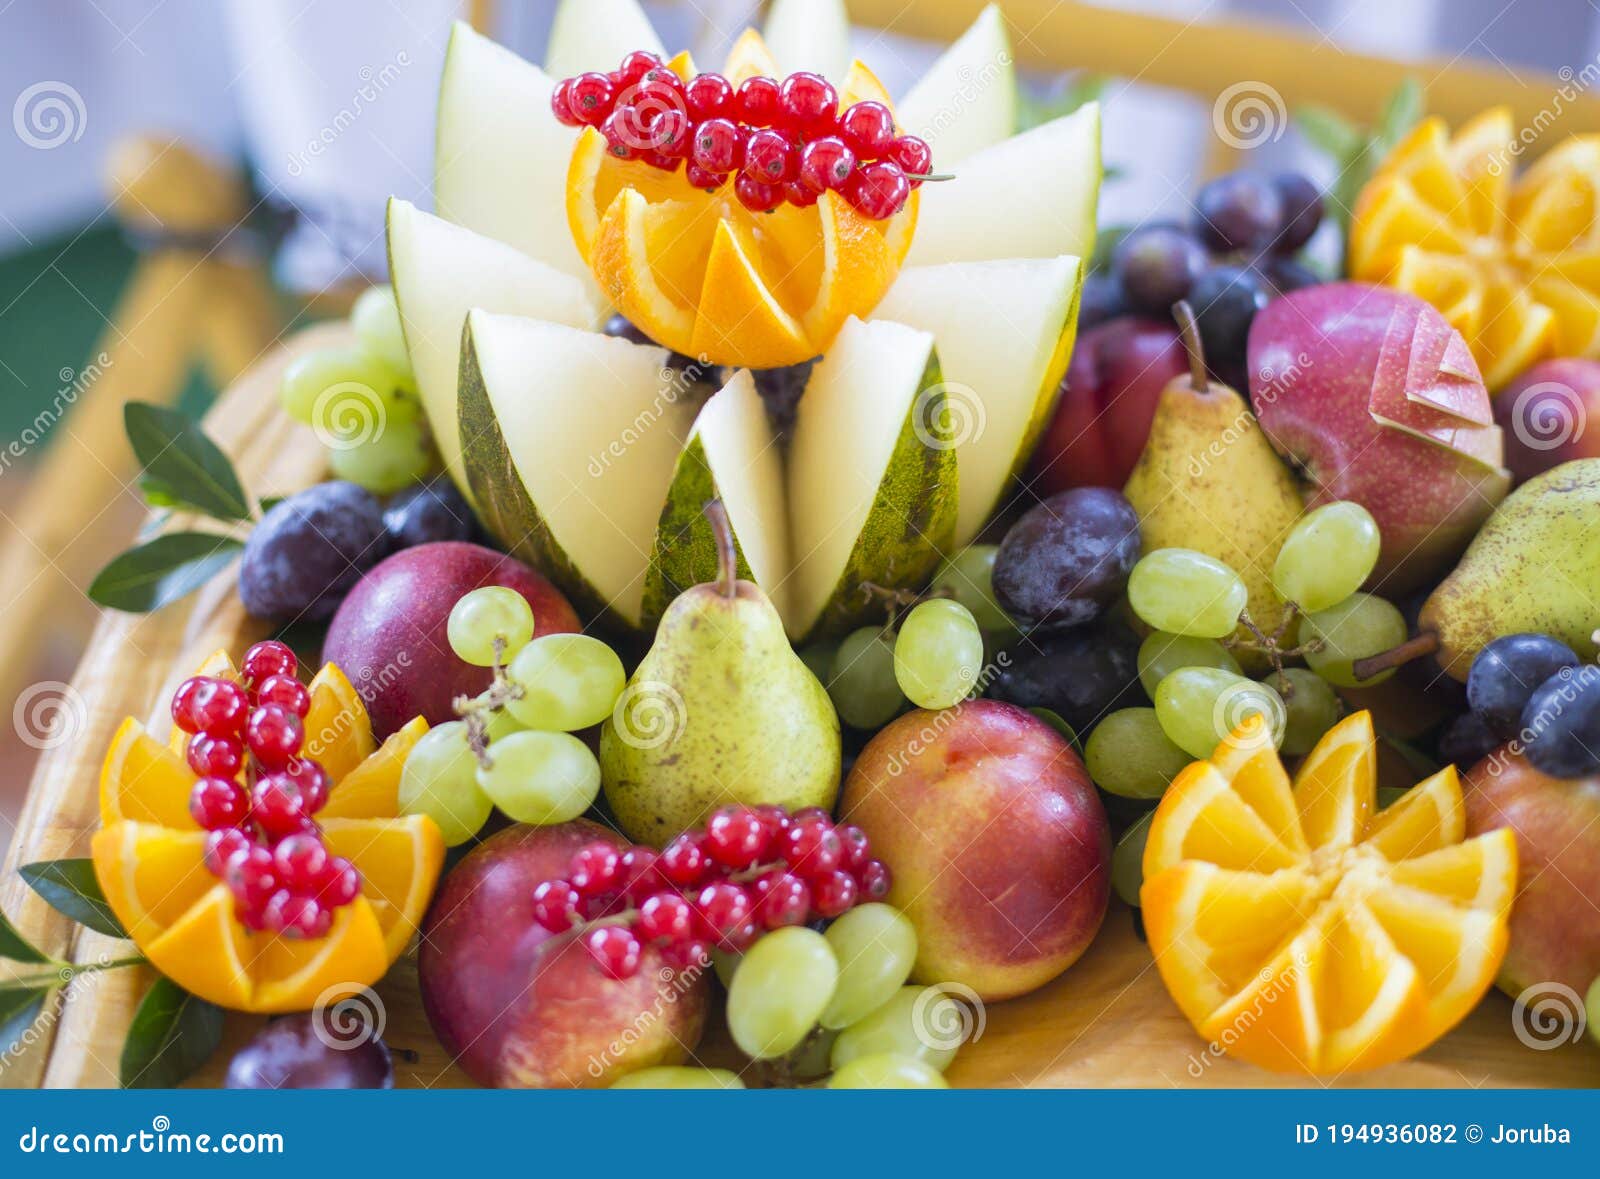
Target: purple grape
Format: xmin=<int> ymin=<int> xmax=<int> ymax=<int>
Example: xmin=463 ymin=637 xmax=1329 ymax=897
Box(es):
xmin=1467 ymin=633 xmax=1580 ymax=739
xmin=752 ymin=359 xmax=817 ymax=434
xmin=384 ymin=480 xmax=474 ymax=549
xmin=1270 ymin=173 xmax=1323 ymax=254
xmin=1189 ymin=265 xmax=1270 ymax=364
xmin=603 ymin=313 xmax=721 ymax=384
xmin=989 ymin=621 xmax=1144 ymax=735
xmin=225 ymin=1009 xmax=394 ymax=1089
xmin=1193 ymin=172 xmax=1284 ymax=253
xmin=1256 ymin=255 xmax=1321 ymax=297
xmin=1520 ymin=664 xmax=1600 ymax=779
xmin=239 ymin=481 xmax=389 ymax=622
xmin=1078 ymin=271 xmax=1131 ymax=330
xmin=992 ymin=488 xmax=1141 ymax=631
xmin=1112 ymin=226 xmax=1207 ymax=316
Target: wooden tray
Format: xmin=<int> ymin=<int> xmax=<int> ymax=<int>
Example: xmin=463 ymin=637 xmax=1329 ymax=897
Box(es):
xmin=6 ymin=326 xmax=1597 ymax=1089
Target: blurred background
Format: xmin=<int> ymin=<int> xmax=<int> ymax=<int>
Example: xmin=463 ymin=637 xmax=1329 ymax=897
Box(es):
xmin=0 ymin=0 xmax=1593 ymax=852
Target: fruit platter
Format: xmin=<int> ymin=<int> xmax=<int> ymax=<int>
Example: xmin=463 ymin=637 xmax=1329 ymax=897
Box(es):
xmin=4 ymin=0 xmax=1600 ymax=1092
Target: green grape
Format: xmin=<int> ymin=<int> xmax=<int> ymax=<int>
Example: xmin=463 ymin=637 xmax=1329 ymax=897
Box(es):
xmin=1154 ymin=667 xmax=1286 ymax=759
xmin=328 ymin=416 xmax=435 ymax=494
xmin=1127 ymin=549 xmax=1248 ymax=638
xmin=828 ymin=1054 xmax=949 ymax=1089
xmin=820 ymin=903 xmax=917 ymax=1029
xmin=829 ymin=627 xmax=905 ymax=729
xmin=727 ymin=927 xmax=839 ymax=1060
xmin=1298 ymin=592 xmax=1408 ymax=688
xmin=930 ymin=546 xmax=1014 ymax=632
xmin=505 ymin=634 xmax=626 ymax=730
xmin=1586 ymin=975 xmax=1600 ymax=1049
xmin=397 ymin=720 xmax=493 ymax=846
xmin=1376 ymin=785 xmax=1407 ymax=810
xmin=1136 ymin=631 xmax=1241 ymax=698
xmin=1271 ymin=501 xmax=1381 ymax=613
xmin=1111 ymin=810 xmax=1154 ymax=907
xmin=798 ymin=641 xmax=838 ymax=685
xmin=351 ymin=284 xmax=412 ymax=374
xmin=830 ymin=986 xmax=961 ymax=1072
xmin=1084 ymin=708 xmax=1193 ymax=799
xmin=279 ymin=347 xmax=397 ymax=425
xmin=447 ymin=586 xmax=535 ymax=667
xmin=1272 ymin=667 xmax=1343 ymax=755
xmin=476 ymin=730 xmax=600 ymax=824
xmin=710 ymin=948 xmax=741 ymax=989
xmin=610 ymin=1067 xmax=744 ymax=1089
xmin=893 ymin=599 xmax=983 ymax=710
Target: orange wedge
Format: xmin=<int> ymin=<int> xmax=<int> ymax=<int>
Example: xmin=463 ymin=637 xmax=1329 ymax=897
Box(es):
xmin=1141 ymin=711 xmax=1516 ymax=1076
xmin=566 ymin=31 xmax=916 ymax=368
xmin=103 ymin=719 xmax=196 ymax=827
xmin=1349 ymin=107 xmax=1600 ymax=388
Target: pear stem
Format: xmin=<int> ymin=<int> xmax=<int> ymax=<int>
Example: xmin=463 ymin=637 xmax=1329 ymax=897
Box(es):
xmin=704 ymin=498 xmax=737 ymax=600
xmin=1352 ymin=631 xmax=1440 ymax=682
xmin=1172 ymin=300 xmax=1208 ymax=393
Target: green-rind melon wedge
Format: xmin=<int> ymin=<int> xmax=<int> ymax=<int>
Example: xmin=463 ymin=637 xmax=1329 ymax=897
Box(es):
xmin=894 ymin=3 xmax=1016 ymax=168
xmin=458 ymin=311 xmax=697 ymax=629
xmin=544 ymin=0 xmax=665 ymax=81
xmin=763 ymin=0 xmax=852 ymax=82
xmin=387 ymin=197 xmax=600 ymax=498
xmin=786 ymin=317 xmax=957 ymax=642
xmin=873 ymin=254 xmax=1084 ymax=546
xmin=645 ymin=369 xmax=791 ymax=628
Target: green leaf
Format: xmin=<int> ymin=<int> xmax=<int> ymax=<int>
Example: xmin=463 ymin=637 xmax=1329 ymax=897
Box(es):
xmin=124 ymin=402 xmax=251 ymax=522
xmin=258 ymin=494 xmax=286 ymax=513
xmin=1374 ymin=76 xmax=1424 ymax=154
xmin=1017 ymin=73 xmax=1106 ymax=132
xmin=88 ymin=532 xmax=243 ymax=613
xmin=0 ymin=909 xmax=52 ymax=965
xmin=19 ymin=859 xmax=127 ymax=939
xmin=120 ymin=977 xmax=224 ymax=1088
xmin=1294 ymin=103 xmax=1362 ymax=159
xmin=0 ymin=983 xmax=52 ymax=1058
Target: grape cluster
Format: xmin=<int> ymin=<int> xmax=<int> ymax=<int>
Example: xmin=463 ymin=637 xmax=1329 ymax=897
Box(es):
xmin=551 ymin=51 xmax=932 ymax=219
xmin=397 ymin=586 xmax=626 ymax=844
xmin=176 ymin=641 xmax=361 ymax=939
xmin=525 ymin=805 xmax=890 ymax=982
xmin=1464 ymin=634 xmax=1599 ymax=778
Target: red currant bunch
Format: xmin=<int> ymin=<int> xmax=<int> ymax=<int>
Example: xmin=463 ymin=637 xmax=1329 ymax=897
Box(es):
xmin=551 ymin=52 xmax=937 ymax=220
xmin=526 ymin=805 xmax=892 ymax=979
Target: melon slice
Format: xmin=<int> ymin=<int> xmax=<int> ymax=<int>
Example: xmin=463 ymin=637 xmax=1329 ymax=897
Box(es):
xmin=873 ymin=255 xmax=1084 ymax=545
xmin=387 ymin=198 xmax=599 ymax=496
xmin=786 ymin=317 xmax=957 ymax=640
xmin=458 ymin=312 xmax=696 ymax=627
xmin=545 ymin=0 xmax=665 ymax=81
xmin=434 ymin=22 xmax=589 ymax=286
xmin=894 ymin=3 xmax=1016 ymax=168
xmin=764 ymin=0 xmax=852 ymax=82
xmin=646 ymin=369 xmax=791 ymax=626
xmin=906 ymin=102 xmax=1101 ymax=269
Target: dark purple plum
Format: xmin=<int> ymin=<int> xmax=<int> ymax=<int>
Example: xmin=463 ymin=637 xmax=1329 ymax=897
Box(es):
xmin=752 ymin=358 xmax=817 ymax=434
xmin=1467 ymin=633 xmax=1580 ymax=739
xmin=988 ymin=621 xmax=1144 ymax=736
xmin=1111 ymin=226 xmax=1207 ymax=316
xmin=1437 ymin=711 xmax=1501 ymax=772
xmin=992 ymin=488 xmax=1141 ymax=631
xmin=225 ymin=1009 xmax=394 ymax=1089
xmin=1077 ymin=271 xmax=1131 ymax=330
xmin=239 ymin=481 xmax=389 ymax=622
xmin=1189 ymin=265 xmax=1270 ymax=365
xmin=384 ymin=480 xmax=475 ymax=548
xmin=1519 ymin=664 xmax=1600 ymax=778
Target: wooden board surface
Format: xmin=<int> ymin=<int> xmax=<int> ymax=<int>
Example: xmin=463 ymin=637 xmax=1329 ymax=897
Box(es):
xmin=7 ymin=326 xmax=1598 ymax=1089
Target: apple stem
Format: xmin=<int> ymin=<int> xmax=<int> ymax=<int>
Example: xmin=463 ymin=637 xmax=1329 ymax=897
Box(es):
xmin=704 ymin=499 xmax=737 ymax=600
xmin=1172 ymin=300 xmax=1208 ymax=392
xmin=1352 ymin=631 xmax=1440 ymax=682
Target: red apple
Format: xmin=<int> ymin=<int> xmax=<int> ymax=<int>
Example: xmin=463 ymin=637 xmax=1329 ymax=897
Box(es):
xmin=1494 ymin=358 xmax=1600 ymax=484
xmin=1027 ymin=316 xmax=1188 ymax=493
xmin=322 ymin=541 xmax=580 ymax=738
xmin=839 ymin=700 xmax=1111 ymax=1001
xmin=1247 ymin=283 xmax=1510 ymax=592
xmin=1462 ymin=751 xmax=1600 ymax=997
xmin=418 ymin=820 xmax=709 ymax=1088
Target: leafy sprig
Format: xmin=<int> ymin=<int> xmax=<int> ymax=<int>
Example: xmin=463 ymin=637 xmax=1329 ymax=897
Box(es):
xmin=1295 ymin=77 xmax=1424 ymax=237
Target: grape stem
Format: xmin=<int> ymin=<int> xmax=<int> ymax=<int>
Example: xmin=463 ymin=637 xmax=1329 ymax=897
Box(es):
xmin=1221 ymin=602 xmax=1323 ymax=681
xmin=703 ymin=499 xmax=738 ymax=600
xmin=1171 ymin=300 xmax=1208 ymax=393
xmin=452 ymin=647 xmax=526 ymax=765
xmin=1351 ymin=631 xmax=1440 ymax=682
xmin=859 ymin=580 xmax=953 ymax=627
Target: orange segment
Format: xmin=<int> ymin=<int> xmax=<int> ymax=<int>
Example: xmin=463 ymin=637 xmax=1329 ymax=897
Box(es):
xmin=1386 ymin=830 xmax=1517 ymax=910
xmin=1208 ymin=716 xmax=1309 ymax=858
xmin=91 ymin=822 xmax=215 ymax=945
xmin=248 ymin=897 xmax=389 ymax=1014
xmin=102 ymin=718 xmax=195 ymax=828
xmin=142 ymin=884 xmax=255 ymax=1010
xmin=722 ymin=28 xmax=780 ymax=84
xmin=691 ymin=218 xmax=813 ymax=366
xmin=1291 ymin=711 xmax=1374 ymax=852
xmin=320 ymin=815 xmax=446 ymax=958
xmin=319 ymin=717 xmax=429 ymax=820
xmin=1143 ymin=761 xmax=1303 ymax=879
xmin=304 ymin=663 xmax=377 ymax=782
xmin=1361 ymin=765 xmax=1465 ymax=860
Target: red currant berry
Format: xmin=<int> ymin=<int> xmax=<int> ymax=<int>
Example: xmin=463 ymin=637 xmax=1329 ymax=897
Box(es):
xmin=648 ymin=107 xmax=691 ymax=157
xmin=173 ymin=677 xmax=249 ymax=737
xmin=888 ymin=134 xmax=932 ymax=182
xmin=782 ymin=815 xmax=843 ymax=878
xmin=616 ymin=50 xmax=662 ymax=85
xmin=838 ymin=100 xmax=896 ymax=159
xmin=756 ymin=871 xmax=810 ymax=929
xmin=600 ymin=109 xmax=639 ymax=159
xmin=838 ymin=823 xmax=872 ymax=872
xmin=264 ymin=890 xmax=330 ymax=939
xmin=658 ymin=832 xmax=710 ymax=885
xmin=190 ymin=776 xmax=249 ymax=830
xmin=790 ymin=806 xmax=833 ymax=825
xmin=693 ymin=881 xmax=754 ymax=942
xmin=250 ymin=773 xmax=308 ymax=841
xmin=272 ymin=832 xmax=329 ymax=891
xmin=551 ymin=77 xmax=578 ymax=125
xmin=691 ymin=116 xmax=744 ymax=174
xmin=858 ymin=859 xmax=892 ymax=901
xmin=318 ymin=856 xmax=362 ymax=908
xmin=810 ymin=868 xmax=859 ymax=917
xmin=778 ymin=71 xmax=838 ymax=133
xmin=531 ymin=879 xmax=581 ymax=932
xmin=246 ymin=704 xmax=304 ymax=769
xmin=704 ymin=806 xmax=768 ymax=870
xmin=722 ymin=919 xmax=762 ymax=953
xmin=685 ymin=162 xmax=726 ymax=190
xmin=847 ymin=160 xmax=910 ymax=220
xmin=798 ymin=136 xmax=856 ymax=192
xmin=568 ymin=842 xmax=622 ymax=896
xmin=787 ymin=184 xmax=819 ymax=211
xmin=568 ymin=71 xmax=616 ymax=126
xmin=636 ymin=891 xmax=694 ymax=943
xmin=186 ymin=732 xmax=244 ymax=779
xmin=241 ymin=640 xmax=297 ymax=686
xmin=586 ymin=926 xmax=642 ymax=979
xmin=638 ymin=66 xmax=684 ymax=94
xmin=226 ymin=844 xmax=279 ymax=908
xmin=255 ymin=674 xmax=310 ymax=717
xmin=643 ymin=150 xmax=683 ymax=171
xmin=665 ymin=937 xmax=712 ymax=972
xmin=281 ymin=758 xmax=331 ymax=814
xmin=735 ymin=75 xmax=781 ymax=125
xmin=734 ymin=174 xmax=781 ymax=213
xmin=616 ymin=846 xmax=663 ymax=900
xmin=684 ymin=71 xmax=734 ymax=121
xmin=204 ymin=827 xmax=252 ymax=876
xmin=751 ymin=804 xmax=791 ymax=838
xmin=743 ymin=128 xmax=797 ymax=184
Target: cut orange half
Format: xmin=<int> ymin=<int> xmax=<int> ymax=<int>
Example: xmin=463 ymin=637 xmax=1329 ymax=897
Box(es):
xmin=1141 ymin=711 xmax=1516 ymax=1076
